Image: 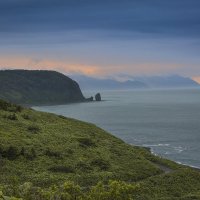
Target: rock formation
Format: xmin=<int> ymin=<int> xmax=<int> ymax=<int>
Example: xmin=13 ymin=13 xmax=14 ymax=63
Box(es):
xmin=95 ymin=93 xmax=101 ymax=101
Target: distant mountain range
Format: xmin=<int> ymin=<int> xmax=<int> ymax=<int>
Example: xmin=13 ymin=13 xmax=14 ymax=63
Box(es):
xmin=70 ymin=74 xmax=199 ymax=91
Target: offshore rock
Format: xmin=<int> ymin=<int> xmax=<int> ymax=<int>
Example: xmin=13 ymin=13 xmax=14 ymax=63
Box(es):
xmin=95 ymin=93 xmax=101 ymax=101
xmin=86 ymin=96 xmax=94 ymax=101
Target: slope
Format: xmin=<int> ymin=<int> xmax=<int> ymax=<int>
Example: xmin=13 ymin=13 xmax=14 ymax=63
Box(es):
xmin=0 ymin=70 xmax=85 ymax=105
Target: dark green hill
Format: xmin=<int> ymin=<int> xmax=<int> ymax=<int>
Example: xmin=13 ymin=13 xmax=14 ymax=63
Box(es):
xmin=0 ymin=99 xmax=200 ymax=199
xmin=0 ymin=70 xmax=85 ymax=105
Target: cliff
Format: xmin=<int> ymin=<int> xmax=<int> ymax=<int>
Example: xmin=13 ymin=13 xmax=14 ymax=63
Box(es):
xmin=0 ymin=70 xmax=85 ymax=105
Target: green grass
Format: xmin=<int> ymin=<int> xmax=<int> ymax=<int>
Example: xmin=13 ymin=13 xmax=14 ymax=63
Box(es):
xmin=0 ymin=99 xmax=200 ymax=199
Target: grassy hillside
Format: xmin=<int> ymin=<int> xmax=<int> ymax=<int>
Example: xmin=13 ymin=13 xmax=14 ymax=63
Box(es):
xmin=0 ymin=70 xmax=85 ymax=105
xmin=0 ymin=99 xmax=200 ymax=199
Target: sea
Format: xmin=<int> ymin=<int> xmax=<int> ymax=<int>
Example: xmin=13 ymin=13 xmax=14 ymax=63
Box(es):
xmin=34 ymin=88 xmax=200 ymax=168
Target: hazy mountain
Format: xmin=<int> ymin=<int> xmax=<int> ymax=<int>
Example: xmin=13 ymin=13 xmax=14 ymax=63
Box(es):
xmin=70 ymin=74 xmax=199 ymax=91
xmin=69 ymin=75 xmax=147 ymax=90
xmin=0 ymin=70 xmax=85 ymax=105
xmin=134 ymin=75 xmax=199 ymax=88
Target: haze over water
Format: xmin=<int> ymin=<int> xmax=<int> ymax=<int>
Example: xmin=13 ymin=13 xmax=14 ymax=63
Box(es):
xmin=34 ymin=88 xmax=200 ymax=168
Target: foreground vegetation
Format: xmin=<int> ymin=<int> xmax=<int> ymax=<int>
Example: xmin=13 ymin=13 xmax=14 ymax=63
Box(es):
xmin=0 ymin=99 xmax=200 ymax=199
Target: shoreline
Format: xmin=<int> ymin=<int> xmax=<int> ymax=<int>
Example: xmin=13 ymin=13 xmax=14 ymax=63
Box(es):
xmin=148 ymin=147 xmax=200 ymax=172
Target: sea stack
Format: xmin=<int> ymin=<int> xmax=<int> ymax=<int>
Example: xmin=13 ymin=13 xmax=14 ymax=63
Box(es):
xmin=95 ymin=93 xmax=101 ymax=101
xmin=86 ymin=96 xmax=94 ymax=101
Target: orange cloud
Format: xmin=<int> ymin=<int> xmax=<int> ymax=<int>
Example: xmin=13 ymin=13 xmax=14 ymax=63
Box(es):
xmin=0 ymin=56 xmax=101 ymax=76
xmin=0 ymin=55 xmax=193 ymax=78
xmin=192 ymin=76 xmax=200 ymax=84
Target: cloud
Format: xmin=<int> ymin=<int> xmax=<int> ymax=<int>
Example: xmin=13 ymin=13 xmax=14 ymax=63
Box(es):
xmin=192 ymin=76 xmax=200 ymax=84
xmin=0 ymin=56 xmax=101 ymax=76
xmin=0 ymin=1 xmax=200 ymax=78
xmin=0 ymin=0 xmax=200 ymax=39
xmin=0 ymin=55 xmax=193 ymax=78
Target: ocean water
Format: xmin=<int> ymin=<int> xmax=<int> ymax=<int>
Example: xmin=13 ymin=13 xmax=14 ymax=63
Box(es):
xmin=34 ymin=88 xmax=200 ymax=168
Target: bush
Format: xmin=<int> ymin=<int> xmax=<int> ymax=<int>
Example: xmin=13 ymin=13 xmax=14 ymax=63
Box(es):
xmin=27 ymin=125 xmax=40 ymax=134
xmin=0 ymin=146 xmax=3 ymax=155
xmin=0 ymin=100 xmax=22 ymax=113
xmin=76 ymin=161 xmax=92 ymax=172
xmin=0 ymin=100 xmax=12 ymax=111
xmin=58 ymin=115 xmax=67 ymax=120
xmin=25 ymin=148 xmax=37 ymax=160
xmin=22 ymin=114 xmax=31 ymax=120
xmin=5 ymin=114 xmax=18 ymax=120
xmin=20 ymin=147 xmax=25 ymax=156
xmin=16 ymin=105 xmax=22 ymax=113
xmin=87 ymin=180 xmax=137 ymax=200
xmin=0 ymin=180 xmax=137 ymax=200
xmin=91 ymin=158 xmax=110 ymax=170
xmin=8 ymin=105 xmax=22 ymax=113
xmin=45 ymin=149 xmax=62 ymax=158
xmin=6 ymin=146 xmax=18 ymax=160
xmin=48 ymin=166 xmax=74 ymax=173
xmin=67 ymin=149 xmax=74 ymax=154
xmin=77 ymin=137 xmax=96 ymax=147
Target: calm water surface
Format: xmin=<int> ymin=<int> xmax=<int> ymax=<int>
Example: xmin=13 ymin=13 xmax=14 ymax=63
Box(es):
xmin=34 ymin=88 xmax=200 ymax=168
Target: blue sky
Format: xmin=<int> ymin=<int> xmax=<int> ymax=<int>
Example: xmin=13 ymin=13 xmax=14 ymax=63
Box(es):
xmin=0 ymin=0 xmax=200 ymax=80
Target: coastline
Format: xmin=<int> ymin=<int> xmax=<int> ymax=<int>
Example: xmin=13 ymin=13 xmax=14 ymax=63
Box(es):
xmin=148 ymin=147 xmax=200 ymax=172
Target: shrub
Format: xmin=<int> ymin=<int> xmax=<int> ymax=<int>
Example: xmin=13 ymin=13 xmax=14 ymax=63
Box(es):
xmin=6 ymin=146 xmax=18 ymax=160
xmin=45 ymin=149 xmax=62 ymax=158
xmin=58 ymin=115 xmax=67 ymax=120
xmin=67 ymin=149 xmax=74 ymax=154
xmin=0 ymin=100 xmax=22 ymax=113
xmin=30 ymin=148 xmax=36 ymax=159
xmin=91 ymin=158 xmax=110 ymax=170
xmin=16 ymin=105 xmax=22 ymax=112
xmin=0 ymin=100 xmax=12 ymax=111
xmin=48 ymin=166 xmax=74 ymax=173
xmin=18 ymin=182 xmax=33 ymax=199
xmin=87 ymin=180 xmax=137 ymax=200
xmin=8 ymin=105 xmax=23 ymax=113
xmin=20 ymin=147 xmax=25 ymax=156
xmin=37 ymin=182 xmax=82 ymax=200
xmin=22 ymin=114 xmax=31 ymax=120
xmin=0 ymin=153 xmax=5 ymax=167
xmin=0 ymin=146 xmax=3 ymax=155
xmin=27 ymin=125 xmax=40 ymax=134
xmin=76 ymin=161 xmax=92 ymax=172
xmin=25 ymin=148 xmax=37 ymax=160
xmin=77 ymin=137 xmax=96 ymax=147
xmin=6 ymin=114 xmax=18 ymax=120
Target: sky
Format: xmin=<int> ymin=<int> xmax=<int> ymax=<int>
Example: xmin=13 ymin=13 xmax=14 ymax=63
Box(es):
xmin=0 ymin=0 xmax=200 ymax=81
